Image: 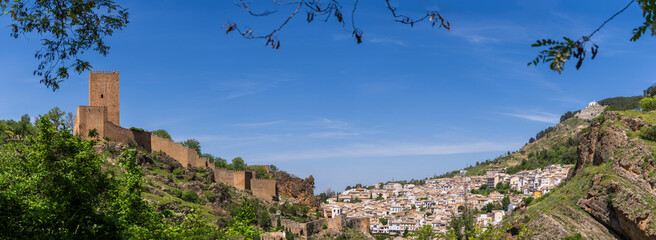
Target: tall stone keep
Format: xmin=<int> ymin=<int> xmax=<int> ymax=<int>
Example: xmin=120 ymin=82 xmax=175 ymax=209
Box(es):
xmin=89 ymin=70 xmax=120 ymax=125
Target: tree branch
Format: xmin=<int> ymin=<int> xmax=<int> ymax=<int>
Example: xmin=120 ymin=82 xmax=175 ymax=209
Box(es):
xmin=225 ymin=0 xmax=450 ymax=48
xmin=529 ymin=0 xmax=644 ymax=73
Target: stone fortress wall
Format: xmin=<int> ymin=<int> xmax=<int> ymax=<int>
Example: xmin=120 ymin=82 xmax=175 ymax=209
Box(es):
xmin=73 ymin=70 xmax=277 ymax=201
xmin=150 ymin=134 xmax=209 ymax=167
xmin=271 ymin=215 xmax=370 ymax=239
xmin=251 ymin=178 xmax=278 ymax=201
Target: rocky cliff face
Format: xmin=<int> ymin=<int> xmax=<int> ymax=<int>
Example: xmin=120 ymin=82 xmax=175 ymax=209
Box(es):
xmin=274 ymin=171 xmax=320 ymax=210
xmin=506 ymin=111 xmax=656 ymax=239
xmin=576 ymin=112 xmax=656 ymax=240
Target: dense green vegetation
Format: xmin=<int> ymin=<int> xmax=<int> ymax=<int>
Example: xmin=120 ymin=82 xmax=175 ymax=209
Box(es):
xmin=0 ymin=111 xmax=269 ymax=239
xmin=562 ymin=233 xmax=585 ymax=240
xmin=278 ymin=202 xmax=314 ymax=223
xmin=640 ymin=125 xmax=656 ymax=141
xmin=639 ymin=96 xmax=656 ymax=111
xmin=129 ymin=127 xmax=145 ymax=132
xmin=434 ymin=116 xmax=585 ymax=182
xmin=0 ymin=117 xmax=217 ymax=238
xmin=506 ymin=137 xmax=577 ymax=175
xmin=645 ymin=84 xmax=656 ymax=97
xmin=180 ymin=139 xmax=202 ymax=155
xmin=444 ymin=210 xmax=531 ymax=239
xmin=152 ymin=129 xmax=172 ymax=140
xmin=559 ymin=110 xmax=580 ymax=123
xmin=470 ymin=182 xmax=517 ymax=197
xmin=0 ymin=114 xmax=35 ymax=143
xmin=433 ymin=152 xmax=514 ymax=179
xmin=317 ymin=188 xmax=337 ymax=203
xmin=249 ymin=165 xmax=273 ymax=179
xmin=598 ymin=96 xmax=643 ymax=111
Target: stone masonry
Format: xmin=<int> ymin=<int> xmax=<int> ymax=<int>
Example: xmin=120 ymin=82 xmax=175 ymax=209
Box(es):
xmin=74 ymin=70 xmax=277 ymax=201
xmin=271 ymin=215 xmax=370 ymax=239
xmin=89 ymin=71 xmax=120 ymax=125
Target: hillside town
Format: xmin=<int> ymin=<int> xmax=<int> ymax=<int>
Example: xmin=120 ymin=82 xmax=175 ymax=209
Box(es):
xmin=321 ymin=164 xmax=573 ymax=236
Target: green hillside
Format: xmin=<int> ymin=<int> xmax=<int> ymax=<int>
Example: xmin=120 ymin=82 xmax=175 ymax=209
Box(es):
xmin=435 ymin=117 xmax=589 ymax=179
xmin=503 ymin=110 xmax=656 ymax=239
xmin=0 ymin=109 xmax=321 ymax=239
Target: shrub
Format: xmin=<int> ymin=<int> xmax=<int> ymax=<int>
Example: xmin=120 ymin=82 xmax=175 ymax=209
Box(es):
xmin=322 ymin=223 xmax=328 ymax=230
xmin=639 ymin=97 xmax=656 ymax=111
xmin=174 ymin=189 xmax=183 ymax=198
xmin=640 ymin=126 xmax=656 ymax=141
xmin=250 ymin=165 xmax=271 ymax=179
xmin=203 ymin=191 xmax=216 ymax=203
xmin=129 ymin=127 xmax=145 ymax=132
xmin=152 ymin=129 xmax=172 ymax=140
xmin=181 ymin=190 xmax=201 ymax=203
xmin=172 ymin=167 xmax=182 ymax=175
xmin=560 ymin=110 xmax=580 ymax=123
xmin=562 ymin=233 xmax=585 ymax=240
xmin=181 ymin=139 xmax=201 ymax=155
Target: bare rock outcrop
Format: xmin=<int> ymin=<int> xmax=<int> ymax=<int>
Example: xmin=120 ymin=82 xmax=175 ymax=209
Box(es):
xmin=575 ymin=105 xmax=606 ymax=121
xmin=575 ymin=112 xmax=656 ymax=240
xmin=274 ymin=171 xmax=320 ymax=210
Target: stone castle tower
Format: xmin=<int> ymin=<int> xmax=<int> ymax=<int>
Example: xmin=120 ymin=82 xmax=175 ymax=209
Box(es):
xmin=88 ymin=70 xmax=120 ymax=125
xmin=73 ymin=70 xmax=121 ymax=138
xmin=73 ymin=70 xmax=278 ymax=201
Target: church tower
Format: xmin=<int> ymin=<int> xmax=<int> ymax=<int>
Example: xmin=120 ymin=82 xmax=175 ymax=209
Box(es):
xmin=88 ymin=70 xmax=120 ymax=125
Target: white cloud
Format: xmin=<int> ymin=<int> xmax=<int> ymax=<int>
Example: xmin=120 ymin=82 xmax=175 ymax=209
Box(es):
xmin=314 ymin=118 xmax=350 ymax=130
xmin=228 ymin=120 xmax=286 ymax=128
xmin=257 ymin=141 xmax=513 ymax=162
xmin=214 ymin=72 xmax=297 ymax=100
xmin=307 ymin=131 xmax=361 ymax=138
xmin=368 ymin=37 xmax=407 ymax=46
xmin=449 ymin=21 xmax=530 ymax=45
xmin=499 ymin=111 xmax=559 ymax=124
xmin=550 ymin=96 xmax=586 ymax=105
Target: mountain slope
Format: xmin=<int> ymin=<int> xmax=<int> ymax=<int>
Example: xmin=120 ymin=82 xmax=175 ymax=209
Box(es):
xmin=100 ymin=141 xmax=324 ymax=233
xmin=443 ymin=116 xmax=589 ymax=178
xmin=506 ymin=110 xmax=656 ymax=239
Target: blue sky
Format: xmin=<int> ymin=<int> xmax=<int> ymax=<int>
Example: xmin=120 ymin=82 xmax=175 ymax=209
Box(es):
xmin=1 ymin=1 xmax=655 ymax=192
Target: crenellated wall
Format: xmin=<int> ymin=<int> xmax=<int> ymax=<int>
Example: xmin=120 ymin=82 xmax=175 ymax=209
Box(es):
xmin=104 ymin=122 xmax=152 ymax=152
xmin=89 ymin=70 xmax=120 ymax=125
xmin=74 ymin=70 xmax=278 ymax=201
xmin=215 ymin=168 xmax=235 ymax=186
xmin=151 ymin=134 xmax=209 ymax=167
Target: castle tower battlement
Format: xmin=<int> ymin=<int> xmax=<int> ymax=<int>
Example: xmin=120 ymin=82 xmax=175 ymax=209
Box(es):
xmin=89 ymin=70 xmax=120 ymax=125
xmin=73 ymin=70 xmax=278 ymax=202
